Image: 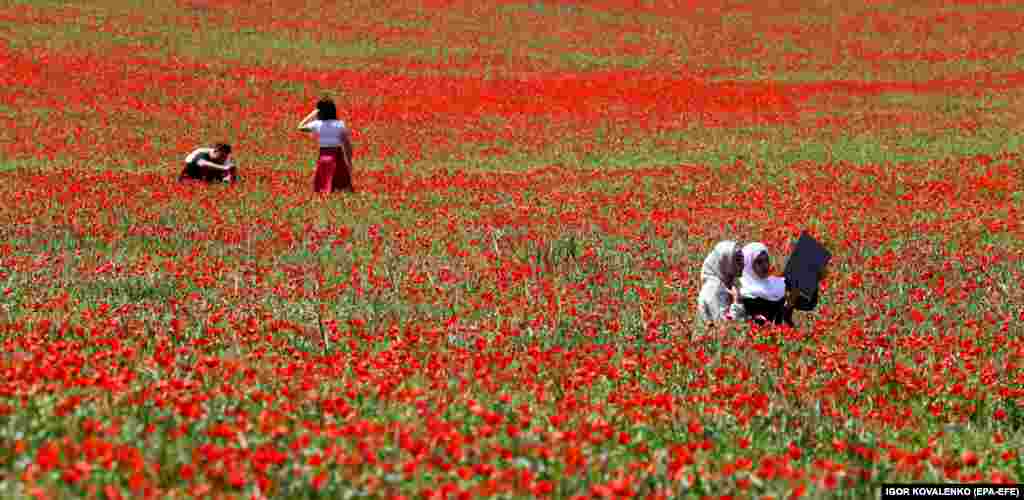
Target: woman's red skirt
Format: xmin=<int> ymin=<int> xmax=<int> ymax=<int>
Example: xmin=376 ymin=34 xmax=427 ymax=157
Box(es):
xmin=313 ymin=146 xmax=354 ymax=193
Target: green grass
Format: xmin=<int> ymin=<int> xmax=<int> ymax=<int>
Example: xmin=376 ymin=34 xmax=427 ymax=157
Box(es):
xmin=0 ymin=158 xmax=55 ymax=173
xmin=7 ymin=0 xmax=1024 ymax=81
xmin=72 ymin=275 xmax=179 ymax=305
xmin=171 ymin=31 xmax=393 ymax=66
xmin=547 ymin=51 xmax=654 ymax=71
xmin=0 ymin=0 xmax=660 ymax=73
xmin=0 ymin=104 xmax=23 ymax=119
xmin=5 ymin=0 xmax=71 ymax=6
xmin=407 ymin=118 xmax=1024 ymax=178
xmin=4 ymin=19 xmax=402 ymax=68
xmin=2 ymin=2 xmax=1023 ymax=496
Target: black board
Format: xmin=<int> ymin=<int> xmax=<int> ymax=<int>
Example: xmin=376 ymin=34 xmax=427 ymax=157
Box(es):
xmin=783 ymin=231 xmax=831 ymax=306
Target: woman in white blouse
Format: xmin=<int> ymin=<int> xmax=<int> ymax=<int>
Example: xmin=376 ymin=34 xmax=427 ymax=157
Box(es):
xmin=298 ymin=98 xmax=354 ymax=193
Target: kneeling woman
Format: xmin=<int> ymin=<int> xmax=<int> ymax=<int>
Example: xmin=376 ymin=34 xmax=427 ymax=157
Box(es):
xmin=180 ymin=143 xmax=237 ymax=184
xmin=738 ymin=242 xmax=795 ymax=327
xmin=696 ymin=240 xmax=746 ymax=323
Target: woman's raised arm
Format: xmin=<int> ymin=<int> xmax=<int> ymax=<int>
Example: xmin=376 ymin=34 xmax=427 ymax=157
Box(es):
xmin=298 ymin=109 xmax=318 ymax=131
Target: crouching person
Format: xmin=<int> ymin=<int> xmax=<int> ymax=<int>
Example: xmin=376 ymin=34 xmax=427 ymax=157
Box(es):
xmin=179 ymin=143 xmax=238 ymax=184
xmin=697 ymin=240 xmax=747 ymax=324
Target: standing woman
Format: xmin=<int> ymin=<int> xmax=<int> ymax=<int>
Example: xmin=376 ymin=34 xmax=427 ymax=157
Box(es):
xmin=298 ymin=97 xmax=355 ymax=193
xmin=696 ymin=240 xmax=747 ymax=323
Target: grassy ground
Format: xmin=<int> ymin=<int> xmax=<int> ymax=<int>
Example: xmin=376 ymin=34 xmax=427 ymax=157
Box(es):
xmin=1 ymin=0 xmax=1023 ymax=498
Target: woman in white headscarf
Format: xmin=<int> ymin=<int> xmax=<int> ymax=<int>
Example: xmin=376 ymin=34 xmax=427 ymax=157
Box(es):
xmin=696 ymin=240 xmax=747 ymax=323
xmin=738 ymin=242 xmax=794 ymax=326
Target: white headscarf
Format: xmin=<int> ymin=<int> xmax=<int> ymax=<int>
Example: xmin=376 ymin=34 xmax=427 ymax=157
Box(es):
xmin=739 ymin=242 xmax=786 ymax=301
xmin=701 ymin=240 xmax=741 ymax=289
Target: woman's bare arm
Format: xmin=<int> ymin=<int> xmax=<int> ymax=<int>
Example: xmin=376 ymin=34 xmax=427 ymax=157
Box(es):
xmin=196 ymin=159 xmax=232 ymax=170
xmin=298 ymin=109 xmax=318 ymax=131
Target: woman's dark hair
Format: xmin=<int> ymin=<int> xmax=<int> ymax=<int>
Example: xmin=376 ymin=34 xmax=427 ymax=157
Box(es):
xmin=214 ymin=143 xmax=232 ymax=155
xmin=316 ymin=98 xmax=338 ymax=121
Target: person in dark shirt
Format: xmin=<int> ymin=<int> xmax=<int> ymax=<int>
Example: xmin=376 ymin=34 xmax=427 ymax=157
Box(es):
xmin=179 ymin=143 xmax=238 ymax=184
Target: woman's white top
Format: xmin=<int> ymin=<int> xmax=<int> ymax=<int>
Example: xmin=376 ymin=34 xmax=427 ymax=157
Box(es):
xmin=306 ymin=119 xmax=348 ymax=147
xmin=739 ymin=242 xmax=787 ymax=301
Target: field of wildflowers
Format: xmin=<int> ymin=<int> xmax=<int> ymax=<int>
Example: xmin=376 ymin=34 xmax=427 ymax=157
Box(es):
xmin=1 ymin=0 xmax=1023 ymax=498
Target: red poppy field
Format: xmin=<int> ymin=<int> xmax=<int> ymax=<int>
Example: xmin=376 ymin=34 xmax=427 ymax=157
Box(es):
xmin=2 ymin=0 xmax=1024 ymax=498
